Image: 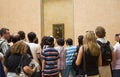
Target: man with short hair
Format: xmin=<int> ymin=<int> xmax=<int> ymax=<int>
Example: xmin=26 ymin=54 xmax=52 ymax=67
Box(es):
xmin=0 ymin=28 xmax=10 ymax=55
xmin=27 ymin=32 xmax=41 ymax=77
xmin=18 ymin=31 xmax=26 ymax=41
xmin=65 ymin=38 xmax=77 ymax=77
xmin=55 ymin=38 xmax=66 ymax=77
xmin=41 ymin=37 xmax=59 ymax=77
xmin=95 ymin=26 xmax=113 ymax=77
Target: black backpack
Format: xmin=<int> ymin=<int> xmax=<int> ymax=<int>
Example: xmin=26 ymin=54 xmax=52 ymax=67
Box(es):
xmin=97 ymin=40 xmax=112 ymax=66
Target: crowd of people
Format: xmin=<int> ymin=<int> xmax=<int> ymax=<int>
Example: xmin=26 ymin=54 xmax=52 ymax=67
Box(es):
xmin=0 ymin=26 xmax=120 ymax=77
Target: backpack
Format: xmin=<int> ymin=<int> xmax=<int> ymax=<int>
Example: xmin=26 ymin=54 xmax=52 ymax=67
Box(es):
xmin=97 ymin=40 xmax=112 ymax=66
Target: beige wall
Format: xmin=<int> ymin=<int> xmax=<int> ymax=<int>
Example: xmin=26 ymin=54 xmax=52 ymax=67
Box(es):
xmin=0 ymin=0 xmax=120 ymax=45
xmin=42 ymin=0 xmax=74 ymax=40
xmin=0 ymin=0 xmax=41 ymax=42
xmin=74 ymin=0 xmax=120 ymax=45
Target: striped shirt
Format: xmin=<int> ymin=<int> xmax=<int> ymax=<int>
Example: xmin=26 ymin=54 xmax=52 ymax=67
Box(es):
xmin=41 ymin=47 xmax=59 ymax=76
xmin=66 ymin=46 xmax=77 ymax=65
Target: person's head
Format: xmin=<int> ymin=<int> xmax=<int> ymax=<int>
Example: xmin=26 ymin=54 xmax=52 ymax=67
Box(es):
xmin=27 ymin=32 xmax=36 ymax=42
xmin=11 ymin=33 xmax=20 ymax=44
xmin=40 ymin=36 xmax=48 ymax=49
xmin=83 ymin=31 xmax=100 ymax=56
xmin=78 ymin=35 xmax=83 ymax=46
xmin=11 ymin=41 xmax=28 ymax=55
xmin=33 ymin=37 xmax=38 ymax=44
xmin=115 ymin=34 xmax=120 ymax=42
xmin=18 ymin=31 xmax=25 ymax=40
xmin=66 ymin=38 xmax=73 ymax=46
xmin=7 ymin=35 xmax=12 ymax=43
xmin=0 ymin=28 xmax=10 ymax=40
xmin=95 ymin=26 xmax=106 ymax=38
xmin=47 ymin=36 xmax=54 ymax=47
xmin=57 ymin=38 xmax=65 ymax=46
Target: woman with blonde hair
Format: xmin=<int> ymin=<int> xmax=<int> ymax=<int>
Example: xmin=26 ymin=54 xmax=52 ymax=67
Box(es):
xmin=76 ymin=31 xmax=102 ymax=77
xmin=4 ymin=41 xmax=36 ymax=77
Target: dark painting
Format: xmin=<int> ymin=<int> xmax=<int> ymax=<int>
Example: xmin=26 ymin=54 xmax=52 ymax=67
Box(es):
xmin=53 ymin=24 xmax=64 ymax=39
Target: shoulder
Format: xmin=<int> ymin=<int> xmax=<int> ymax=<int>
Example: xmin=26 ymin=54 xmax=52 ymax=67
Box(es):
xmin=44 ymin=48 xmax=58 ymax=52
xmin=97 ymin=38 xmax=108 ymax=43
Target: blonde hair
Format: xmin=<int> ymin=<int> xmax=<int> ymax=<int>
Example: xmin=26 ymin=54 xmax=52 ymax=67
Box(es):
xmin=11 ymin=41 xmax=28 ymax=55
xmin=83 ymin=31 xmax=100 ymax=56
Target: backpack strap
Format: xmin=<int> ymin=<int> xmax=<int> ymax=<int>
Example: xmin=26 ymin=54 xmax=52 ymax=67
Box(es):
xmin=97 ymin=40 xmax=110 ymax=46
xmin=97 ymin=40 xmax=103 ymax=46
xmin=0 ymin=41 xmax=5 ymax=47
xmin=0 ymin=41 xmax=5 ymax=54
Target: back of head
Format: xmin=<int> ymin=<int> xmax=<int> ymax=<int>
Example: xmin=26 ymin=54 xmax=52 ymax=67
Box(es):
xmin=115 ymin=33 xmax=120 ymax=42
xmin=83 ymin=31 xmax=100 ymax=56
xmin=27 ymin=32 xmax=36 ymax=42
xmin=33 ymin=37 xmax=38 ymax=44
xmin=41 ymin=36 xmax=48 ymax=49
xmin=66 ymin=38 xmax=73 ymax=46
xmin=11 ymin=41 xmax=27 ymax=55
xmin=95 ymin=26 xmax=106 ymax=38
xmin=78 ymin=35 xmax=83 ymax=46
xmin=47 ymin=36 xmax=54 ymax=46
xmin=12 ymin=33 xmax=20 ymax=43
xmin=57 ymin=38 xmax=65 ymax=46
xmin=18 ymin=31 xmax=25 ymax=40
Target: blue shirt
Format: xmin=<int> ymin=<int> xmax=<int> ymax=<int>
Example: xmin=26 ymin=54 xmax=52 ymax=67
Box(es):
xmin=66 ymin=46 xmax=77 ymax=65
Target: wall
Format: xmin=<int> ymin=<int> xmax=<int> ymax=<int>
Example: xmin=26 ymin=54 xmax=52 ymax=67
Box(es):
xmin=0 ymin=0 xmax=120 ymax=45
xmin=74 ymin=0 xmax=120 ymax=45
xmin=0 ymin=0 xmax=41 ymax=42
xmin=42 ymin=0 xmax=74 ymax=40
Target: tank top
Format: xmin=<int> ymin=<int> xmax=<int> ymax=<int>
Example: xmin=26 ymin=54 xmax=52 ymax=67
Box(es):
xmin=79 ymin=49 xmax=99 ymax=76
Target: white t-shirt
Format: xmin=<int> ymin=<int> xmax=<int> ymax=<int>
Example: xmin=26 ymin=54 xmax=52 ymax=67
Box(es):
xmin=27 ymin=43 xmax=41 ymax=71
xmin=27 ymin=43 xmax=41 ymax=63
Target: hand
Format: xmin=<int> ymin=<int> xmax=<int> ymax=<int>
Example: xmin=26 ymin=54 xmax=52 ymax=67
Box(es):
xmin=33 ymin=67 xmax=37 ymax=72
xmin=42 ymin=72 xmax=44 ymax=77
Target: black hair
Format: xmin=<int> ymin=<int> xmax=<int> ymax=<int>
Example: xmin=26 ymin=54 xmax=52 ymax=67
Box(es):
xmin=18 ymin=31 xmax=25 ymax=40
xmin=66 ymin=38 xmax=73 ymax=45
xmin=115 ymin=34 xmax=120 ymax=37
xmin=0 ymin=28 xmax=9 ymax=36
xmin=40 ymin=36 xmax=48 ymax=49
xmin=27 ymin=32 xmax=36 ymax=42
xmin=33 ymin=37 xmax=38 ymax=44
xmin=78 ymin=35 xmax=83 ymax=46
xmin=47 ymin=37 xmax=54 ymax=46
xmin=57 ymin=38 xmax=64 ymax=46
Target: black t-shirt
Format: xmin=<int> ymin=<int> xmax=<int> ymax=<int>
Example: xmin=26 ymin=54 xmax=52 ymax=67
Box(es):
xmin=4 ymin=54 xmax=31 ymax=72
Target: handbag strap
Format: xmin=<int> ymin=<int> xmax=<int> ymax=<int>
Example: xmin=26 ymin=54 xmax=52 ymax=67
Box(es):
xmin=82 ymin=47 xmax=87 ymax=76
xmin=18 ymin=55 xmax=24 ymax=67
